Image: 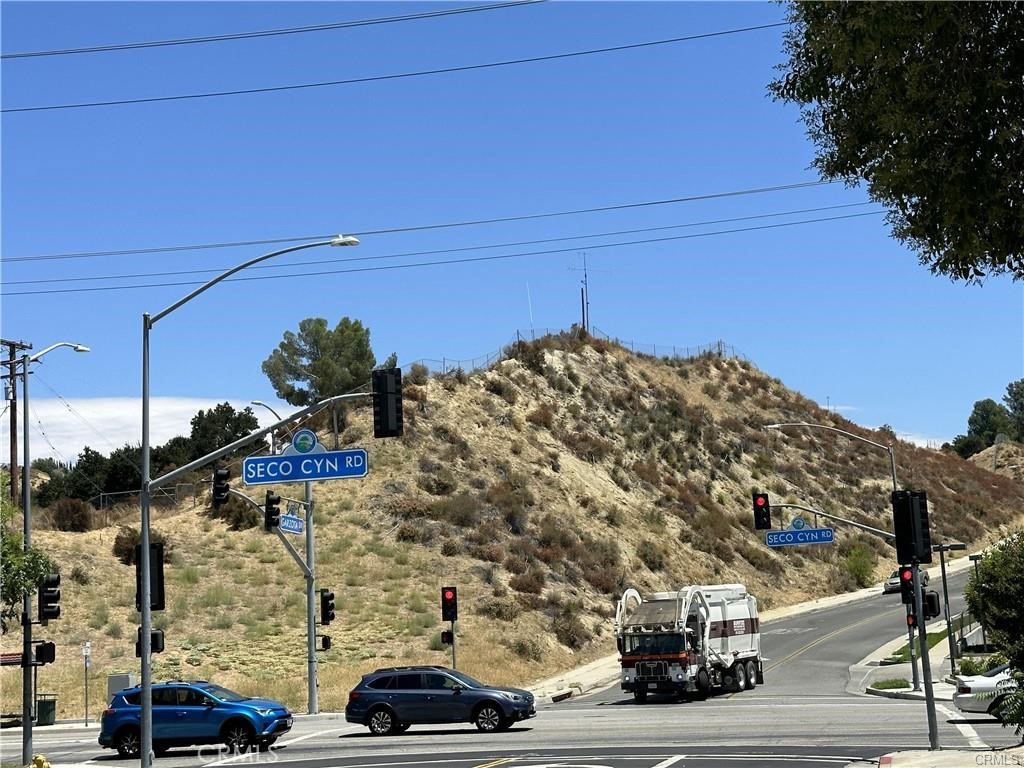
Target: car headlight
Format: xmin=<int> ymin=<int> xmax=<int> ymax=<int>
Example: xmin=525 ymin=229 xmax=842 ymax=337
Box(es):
xmin=498 ymin=691 xmax=522 ymax=701
xmin=254 ymin=708 xmax=277 ymax=716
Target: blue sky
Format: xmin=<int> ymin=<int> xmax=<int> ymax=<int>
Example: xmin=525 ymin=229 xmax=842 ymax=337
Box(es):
xmin=2 ymin=1 xmax=1021 ymax=464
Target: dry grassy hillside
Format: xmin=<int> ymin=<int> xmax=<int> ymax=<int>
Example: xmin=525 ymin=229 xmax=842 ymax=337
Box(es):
xmin=3 ymin=331 xmax=1022 ymax=719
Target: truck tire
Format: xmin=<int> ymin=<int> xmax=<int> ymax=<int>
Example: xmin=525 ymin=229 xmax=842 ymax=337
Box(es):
xmin=732 ymin=662 xmax=747 ymax=692
xmin=745 ymin=660 xmax=757 ymax=690
xmin=633 ymin=688 xmax=648 ymax=704
xmin=694 ymin=669 xmax=710 ymax=701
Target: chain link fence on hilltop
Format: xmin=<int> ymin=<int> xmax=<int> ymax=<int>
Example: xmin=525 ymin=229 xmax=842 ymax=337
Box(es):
xmin=402 ymin=327 xmax=750 ymax=376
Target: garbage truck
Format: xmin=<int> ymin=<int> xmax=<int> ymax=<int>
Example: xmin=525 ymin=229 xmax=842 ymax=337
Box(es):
xmin=614 ymin=583 xmax=763 ymax=702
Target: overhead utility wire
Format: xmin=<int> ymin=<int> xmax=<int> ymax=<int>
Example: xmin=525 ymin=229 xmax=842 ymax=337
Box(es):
xmin=2 ymin=22 xmax=788 ymax=113
xmin=6 ymin=203 xmax=876 ymax=287
xmin=4 ymin=179 xmax=837 ymax=263
xmin=2 ymin=210 xmax=883 ymax=297
xmin=1 ymin=1 xmax=542 ymax=59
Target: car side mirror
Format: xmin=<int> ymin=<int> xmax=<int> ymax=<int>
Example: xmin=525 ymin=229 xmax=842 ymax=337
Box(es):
xmin=451 ymin=684 xmax=463 ymax=694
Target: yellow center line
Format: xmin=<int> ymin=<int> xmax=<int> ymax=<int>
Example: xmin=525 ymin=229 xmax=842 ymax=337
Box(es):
xmin=472 ymin=758 xmax=518 ymax=768
xmin=765 ymin=610 xmax=891 ymax=674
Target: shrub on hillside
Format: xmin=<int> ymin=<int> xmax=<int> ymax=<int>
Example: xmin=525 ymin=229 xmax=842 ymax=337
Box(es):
xmin=484 ymin=376 xmax=518 ymax=405
xmin=52 ymin=498 xmax=93 ymax=532
xmin=407 ymin=362 xmax=429 ymax=385
xmin=112 ymin=525 xmax=170 ymax=565
xmin=430 ymin=492 xmax=479 ymax=526
xmin=526 ymin=403 xmax=556 ymax=429
xmin=416 ymin=469 xmax=458 ymax=496
xmin=552 ymin=606 xmax=591 ymax=650
xmin=207 ymin=495 xmax=260 ymax=531
xmin=638 ymin=538 xmax=668 ymax=571
xmin=510 ymin=568 xmax=546 ymax=594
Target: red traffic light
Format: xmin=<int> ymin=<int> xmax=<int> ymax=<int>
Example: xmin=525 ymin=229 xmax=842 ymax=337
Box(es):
xmin=900 ymin=568 xmax=913 ymax=582
xmin=443 ymin=589 xmax=455 ymax=600
xmin=755 ymin=496 xmax=766 ymax=507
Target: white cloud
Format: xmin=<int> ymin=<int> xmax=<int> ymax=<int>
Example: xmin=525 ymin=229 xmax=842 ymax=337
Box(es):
xmin=1 ymin=397 xmax=295 ymax=465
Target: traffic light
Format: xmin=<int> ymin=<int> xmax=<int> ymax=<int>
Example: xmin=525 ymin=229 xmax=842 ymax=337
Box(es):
xmin=321 ymin=635 xmax=332 ymax=651
xmin=38 ymin=574 xmax=61 ymax=623
xmin=907 ymin=611 xmax=918 ymax=629
xmin=372 ymin=368 xmax=404 ymax=439
xmin=212 ymin=467 xmax=230 ymax=510
xmin=35 ymin=642 xmax=56 ymax=665
xmin=924 ymin=590 xmax=941 ymax=620
xmin=135 ymin=628 xmax=165 ymax=657
xmin=752 ymin=492 xmax=771 ymax=530
xmin=898 ymin=566 xmax=915 ymax=605
xmin=135 ymin=542 xmax=165 ymax=612
xmin=264 ymin=490 xmax=281 ymax=531
xmin=441 ymin=586 xmax=458 ymax=622
xmin=320 ymin=589 xmax=336 ymax=625
xmin=440 ymin=630 xmax=454 ymax=646
xmin=892 ymin=490 xmax=933 ymax=564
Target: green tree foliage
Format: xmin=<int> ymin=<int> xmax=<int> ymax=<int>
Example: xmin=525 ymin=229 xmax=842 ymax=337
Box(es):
xmin=951 ymin=397 xmax=1017 ymax=458
xmin=0 ymin=476 xmax=55 ymax=633
xmin=769 ymin=2 xmax=1024 ymax=282
xmin=104 ymin=443 xmax=142 ymax=495
xmin=262 ymin=317 xmax=387 ymax=405
xmin=965 ymin=530 xmax=1024 ymax=734
xmin=189 ymin=403 xmax=259 ymax=458
xmin=1003 ymin=380 xmax=1024 ymax=439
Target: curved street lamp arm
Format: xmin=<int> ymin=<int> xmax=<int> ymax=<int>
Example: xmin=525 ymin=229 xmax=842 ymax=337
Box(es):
xmin=765 ymin=421 xmax=898 ymax=491
xmin=149 ymin=236 xmax=356 ymax=326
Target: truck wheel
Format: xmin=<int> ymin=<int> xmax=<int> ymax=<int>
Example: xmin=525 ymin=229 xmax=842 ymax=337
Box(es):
xmin=694 ymin=669 xmax=710 ymax=701
xmin=633 ymin=688 xmax=648 ymax=704
xmin=745 ymin=660 xmax=757 ymax=690
xmin=732 ymin=662 xmax=747 ymax=692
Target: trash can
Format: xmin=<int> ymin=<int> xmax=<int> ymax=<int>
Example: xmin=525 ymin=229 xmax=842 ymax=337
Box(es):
xmin=36 ymin=694 xmax=57 ymax=726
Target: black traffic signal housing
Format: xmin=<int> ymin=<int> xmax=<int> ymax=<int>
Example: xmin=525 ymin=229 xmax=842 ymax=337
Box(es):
xmin=321 ymin=635 xmax=332 ymax=651
xmin=440 ymin=630 xmax=454 ymax=646
xmin=38 ymin=574 xmax=61 ymax=623
xmin=892 ymin=490 xmax=933 ymax=564
xmin=923 ymin=590 xmax=941 ymax=620
xmin=907 ymin=611 xmax=918 ymax=629
xmin=135 ymin=628 xmax=165 ymax=658
xmin=372 ymin=368 xmax=404 ymax=438
xmin=752 ymin=492 xmax=771 ymax=530
xmin=320 ymin=589 xmax=336 ymax=625
xmin=898 ymin=566 xmax=915 ymax=605
xmin=35 ymin=642 xmax=56 ymax=665
xmin=212 ymin=467 xmax=230 ymax=510
xmin=135 ymin=542 xmax=165 ymax=612
xmin=441 ymin=586 xmax=458 ymax=622
xmin=264 ymin=490 xmax=282 ymax=531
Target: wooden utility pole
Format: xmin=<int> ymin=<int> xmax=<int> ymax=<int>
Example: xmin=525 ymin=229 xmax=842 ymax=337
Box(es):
xmin=2 ymin=338 xmax=32 ymax=506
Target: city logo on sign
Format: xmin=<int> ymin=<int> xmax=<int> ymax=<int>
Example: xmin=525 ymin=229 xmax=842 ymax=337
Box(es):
xmin=291 ymin=429 xmax=319 ymax=455
xmin=242 ymin=428 xmax=368 ymax=486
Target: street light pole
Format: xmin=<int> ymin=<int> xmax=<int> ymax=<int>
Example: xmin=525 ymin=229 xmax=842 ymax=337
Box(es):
xmin=16 ymin=342 xmax=89 ymax=766
xmin=138 ymin=236 xmax=357 ymax=768
xmin=968 ymin=554 xmax=987 ymax=650
xmin=251 ymin=401 xmax=282 ymax=455
xmin=933 ymin=542 xmax=966 ymax=675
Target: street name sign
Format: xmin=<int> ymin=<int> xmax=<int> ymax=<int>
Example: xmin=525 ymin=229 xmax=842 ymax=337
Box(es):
xmin=766 ymin=527 xmax=835 ymax=547
xmin=279 ymin=514 xmax=305 ymax=535
xmin=242 ymin=449 xmax=368 ymax=485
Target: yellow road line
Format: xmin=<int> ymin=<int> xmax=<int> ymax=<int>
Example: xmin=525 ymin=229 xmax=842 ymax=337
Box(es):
xmin=765 ymin=610 xmax=890 ymax=674
xmin=472 ymin=758 xmax=518 ymax=768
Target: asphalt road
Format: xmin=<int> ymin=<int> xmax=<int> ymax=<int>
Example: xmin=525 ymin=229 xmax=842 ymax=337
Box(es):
xmin=6 ymin=568 xmax=1018 ymax=768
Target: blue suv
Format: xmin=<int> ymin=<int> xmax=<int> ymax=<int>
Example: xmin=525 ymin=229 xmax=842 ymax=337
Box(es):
xmin=99 ymin=680 xmax=292 ymax=757
xmin=345 ymin=665 xmax=535 ymax=735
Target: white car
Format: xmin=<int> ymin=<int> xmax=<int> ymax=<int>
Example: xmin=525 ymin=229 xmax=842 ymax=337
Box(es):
xmin=882 ymin=568 xmax=929 ymax=594
xmin=952 ymin=663 xmax=1015 ymax=720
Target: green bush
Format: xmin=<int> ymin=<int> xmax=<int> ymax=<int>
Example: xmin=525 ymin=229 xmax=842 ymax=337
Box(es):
xmin=638 ymin=539 xmax=668 ymax=571
xmin=843 ymin=543 xmax=876 ymax=588
xmin=112 ymin=525 xmax=169 ymax=565
xmin=52 ymin=498 xmax=94 ymax=532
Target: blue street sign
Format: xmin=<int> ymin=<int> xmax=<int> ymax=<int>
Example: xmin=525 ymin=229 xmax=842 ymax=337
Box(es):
xmin=765 ymin=527 xmax=835 ymax=547
xmin=242 ymin=448 xmax=368 ymax=486
xmin=279 ymin=514 xmax=304 ymax=535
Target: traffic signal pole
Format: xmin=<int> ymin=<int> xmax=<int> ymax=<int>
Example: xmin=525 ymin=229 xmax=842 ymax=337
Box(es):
xmin=304 ymin=481 xmax=318 ymax=715
xmin=914 ymin=563 xmax=939 ymax=750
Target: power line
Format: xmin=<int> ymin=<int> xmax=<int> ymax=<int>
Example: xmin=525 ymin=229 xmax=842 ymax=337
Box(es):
xmin=2 ymin=22 xmax=788 ymax=114
xmin=3 ymin=179 xmax=838 ymax=263
xmin=1 ymin=2 xmax=542 ymax=59
xmin=1 ymin=210 xmax=883 ymax=297
xmin=4 ymin=202 xmax=876 ymax=287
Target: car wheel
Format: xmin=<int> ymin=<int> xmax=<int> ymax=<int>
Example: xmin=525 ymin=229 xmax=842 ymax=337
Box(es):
xmin=474 ymin=703 xmax=503 ymax=732
xmin=223 ymin=721 xmax=255 ymax=753
xmin=114 ymin=727 xmax=141 ymax=759
xmin=732 ymin=662 xmax=747 ymax=692
xmin=989 ymin=697 xmax=1006 ymax=722
xmin=367 ymin=707 xmax=398 ymax=736
xmin=745 ymin=661 xmax=757 ymax=690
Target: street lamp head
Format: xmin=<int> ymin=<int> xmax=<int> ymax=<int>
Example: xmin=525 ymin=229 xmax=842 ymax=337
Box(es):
xmin=28 ymin=341 xmax=91 ymax=363
xmin=330 ymin=235 xmax=360 ymax=247
xmin=72 ymin=344 xmax=90 ymax=353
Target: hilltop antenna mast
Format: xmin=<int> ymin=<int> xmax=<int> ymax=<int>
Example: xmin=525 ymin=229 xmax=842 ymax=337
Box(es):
xmin=568 ymin=253 xmax=591 ymax=333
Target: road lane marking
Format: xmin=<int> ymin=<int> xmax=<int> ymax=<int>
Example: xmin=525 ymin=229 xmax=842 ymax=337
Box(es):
xmin=472 ymin=759 xmax=517 ymax=768
xmin=937 ymin=703 xmax=988 ymax=748
xmin=652 ymin=758 xmax=686 ymax=767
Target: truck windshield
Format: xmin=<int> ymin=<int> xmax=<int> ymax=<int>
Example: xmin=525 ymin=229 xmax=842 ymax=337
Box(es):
xmin=624 ymin=634 xmax=683 ymax=654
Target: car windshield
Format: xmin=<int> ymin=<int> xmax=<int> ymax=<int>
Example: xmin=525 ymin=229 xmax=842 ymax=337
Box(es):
xmin=446 ymin=670 xmax=486 ymax=688
xmin=200 ymin=684 xmax=248 ymax=702
xmin=983 ymin=663 xmax=1010 ymax=677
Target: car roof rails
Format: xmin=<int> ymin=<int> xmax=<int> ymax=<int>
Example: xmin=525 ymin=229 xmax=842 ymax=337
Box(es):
xmin=372 ymin=665 xmax=449 ymax=673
